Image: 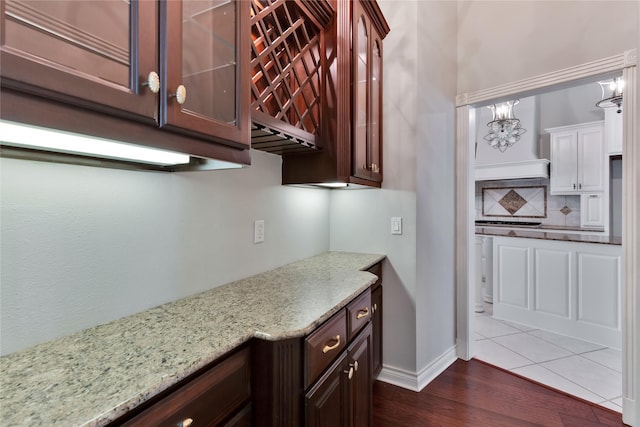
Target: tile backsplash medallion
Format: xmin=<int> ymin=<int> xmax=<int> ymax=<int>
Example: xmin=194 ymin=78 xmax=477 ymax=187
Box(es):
xmin=476 ymin=179 xmax=581 ymax=227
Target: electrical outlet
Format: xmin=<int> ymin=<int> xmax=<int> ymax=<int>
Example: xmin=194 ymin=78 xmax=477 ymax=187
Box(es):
xmin=391 ymin=217 xmax=402 ymax=235
xmin=254 ymin=220 xmax=265 ymax=244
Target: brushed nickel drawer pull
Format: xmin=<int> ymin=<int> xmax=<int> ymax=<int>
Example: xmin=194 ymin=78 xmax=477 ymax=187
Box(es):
xmin=356 ymin=307 xmax=370 ymax=319
xmin=322 ymin=335 xmax=341 ymax=353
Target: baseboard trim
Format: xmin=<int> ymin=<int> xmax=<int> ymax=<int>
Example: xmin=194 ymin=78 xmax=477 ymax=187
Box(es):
xmin=376 ymin=346 xmax=458 ymax=392
xmin=416 ymin=345 xmax=458 ymax=391
xmin=622 ymin=396 xmax=636 ymax=426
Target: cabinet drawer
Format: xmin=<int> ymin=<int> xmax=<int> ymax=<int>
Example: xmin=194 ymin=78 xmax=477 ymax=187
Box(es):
xmin=120 ymin=347 xmax=251 ymax=427
xmin=305 ymin=309 xmax=347 ymax=388
xmin=367 ymin=263 xmax=382 ymax=287
xmin=347 ymin=290 xmax=372 ymax=339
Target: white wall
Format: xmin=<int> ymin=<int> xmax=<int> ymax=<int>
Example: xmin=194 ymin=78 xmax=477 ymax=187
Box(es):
xmin=457 ymin=1 xmax=638 ymax=94
xmin=415 ymin=0 xmax=458 ymax=372
xmin=538 ymin=82 xmax=605 ymax=131
xmin=475 ymin=96 xmax=539 ymax=165
xmin=329 ymin=0 xmax=458 ymax=381
xmin=0 ymin=150 xmax=330 ymax=355
xmin=330 ymin=0 xmax=419 ymax=374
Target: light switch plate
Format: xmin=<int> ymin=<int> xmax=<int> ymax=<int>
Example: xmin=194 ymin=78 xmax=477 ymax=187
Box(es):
xmin=391 ymin=217 xmax=402 ymax=235
xmin=254 ymin=220 xmax=265 ymax=243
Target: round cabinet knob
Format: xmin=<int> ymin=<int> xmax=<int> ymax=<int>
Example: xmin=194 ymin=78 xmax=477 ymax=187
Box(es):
xmin=172 ymin=84 xmax=187 ymax=105
xmin=143 ymin=71 xmax=160 ymax=93
xmin=344 ymin=366 xmax=354 ymax=380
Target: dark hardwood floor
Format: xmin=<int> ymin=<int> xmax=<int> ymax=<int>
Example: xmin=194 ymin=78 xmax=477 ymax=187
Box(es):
xmin=373 ymin=359 xmax=624 ymax=426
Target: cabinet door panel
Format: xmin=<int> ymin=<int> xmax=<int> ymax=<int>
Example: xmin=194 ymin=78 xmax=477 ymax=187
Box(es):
xmin=578 ymin=126 xmax=604 ymax=192
xmin=550 ymin=131 xmax=578 ymax=193
xmin=305 ymin=353 xmax=348 ymax=427
xmin=578 ymin=253 xmax=620 ymax=328
xmin=581 ymin=193 xmax=606 ymax=228
xmin=1 ymin=0 xmax=158 ymax=120
xmin=369 ymin=36 xmax=382 ymax=183
xmin=352 ymin=9 xmax=369 ymax=180
xmin=349 ymin=326 xmax=372 ymax=427
xmin=497 ymin=245 xmax=529 ymax=308
xmin=162 ymin=0 xmax=249 ymax=148
xmin=534 ymin=249 xmax=571 ymax=317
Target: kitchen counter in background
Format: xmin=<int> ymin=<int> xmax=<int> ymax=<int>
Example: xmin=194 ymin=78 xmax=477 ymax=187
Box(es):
xmin=0 ymin=251 xmax=385 ymax=427
xmin=476 ymin=226 xmax=621 ymax=245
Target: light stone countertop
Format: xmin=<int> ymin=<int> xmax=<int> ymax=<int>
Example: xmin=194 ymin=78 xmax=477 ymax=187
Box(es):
xmin=0 ymin=251 xmax=385 ymax=427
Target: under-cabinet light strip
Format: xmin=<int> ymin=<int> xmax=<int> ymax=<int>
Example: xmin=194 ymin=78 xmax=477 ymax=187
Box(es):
xmin=314 ymin=182 xmax=348 ymax=188
xmin=0 ymin=120 xmax=191 ymax=166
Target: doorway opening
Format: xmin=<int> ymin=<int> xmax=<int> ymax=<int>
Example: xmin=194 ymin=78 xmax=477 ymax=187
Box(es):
xmin=455 ymin=51 xmax=637 ymax=422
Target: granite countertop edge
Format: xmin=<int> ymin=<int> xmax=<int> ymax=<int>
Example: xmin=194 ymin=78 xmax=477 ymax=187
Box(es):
xmin=0 ymin=251 xmax=385 ymax=427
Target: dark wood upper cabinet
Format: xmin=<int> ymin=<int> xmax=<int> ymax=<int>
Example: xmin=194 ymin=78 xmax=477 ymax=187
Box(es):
xmin=0 ymin=0 xmax=158 ymax=121
xmin=1 ymin=0 xmax=250 ymax=157
xmin=352 ymin=2 xmax=383 ymax=183
xmin=249 ymin=0 xmax=330 ymax=155
xmin=282 ymin=0 xmax=389 ymax=188
xmin=161 ymin=0 xmax=250 ymax=148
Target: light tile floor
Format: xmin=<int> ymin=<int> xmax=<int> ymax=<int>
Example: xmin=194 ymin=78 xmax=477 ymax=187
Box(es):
xmin=474 ymin=302 xmax=623 ymax=412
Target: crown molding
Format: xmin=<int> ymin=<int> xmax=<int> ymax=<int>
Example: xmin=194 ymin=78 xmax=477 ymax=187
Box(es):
xmin=456 ymin=49 xmax=637 ymax=107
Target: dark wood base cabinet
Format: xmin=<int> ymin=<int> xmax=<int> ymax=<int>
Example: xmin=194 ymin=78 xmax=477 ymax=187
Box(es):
xmin=253 ymin=268 xmax=381 ymax=427
xmin=109 ymin=346 xmax=252 ymax=427
xmin=306 ymin=324 xmax=372 ymax=427
xmin=369 ymin=264 xmax=383 ymax=378
xmin=107 ymin=263 xmax=382 ymax=427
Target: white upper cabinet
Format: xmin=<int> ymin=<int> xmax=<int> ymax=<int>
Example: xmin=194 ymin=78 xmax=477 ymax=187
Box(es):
xmin=548 ymin=121 xmax=605 ymax=195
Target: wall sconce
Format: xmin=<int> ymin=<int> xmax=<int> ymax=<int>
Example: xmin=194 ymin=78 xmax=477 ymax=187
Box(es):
xmin=483 ymin=100 xmax=526 ymax=152
xmin=596 ymin=77 xmax=624 ymax=113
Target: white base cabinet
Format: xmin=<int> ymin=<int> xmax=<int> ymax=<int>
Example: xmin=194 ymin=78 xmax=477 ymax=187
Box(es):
xmin=493 ymin=237 xmax=621 ymax=348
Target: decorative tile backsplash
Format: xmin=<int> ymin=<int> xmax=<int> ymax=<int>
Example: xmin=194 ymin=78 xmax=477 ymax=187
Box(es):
xmin=476 ymin=178 xmax=581 ymax=227
xmin=482 ymin=186 xmax=546 ymax=218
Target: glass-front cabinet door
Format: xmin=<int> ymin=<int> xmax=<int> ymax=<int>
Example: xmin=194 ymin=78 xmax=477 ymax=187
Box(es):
xmin=0 ymin=0 xmax=158 ymax=120
xmin=162 ymin=0 xmax=249 ymax=148
xmin=352 ymin=10 xmax=369 ymax=181
xmin=369 ymin=35 xmax=383 ymax=183
xmin=351 ymin=0 xmax=383 ymax=183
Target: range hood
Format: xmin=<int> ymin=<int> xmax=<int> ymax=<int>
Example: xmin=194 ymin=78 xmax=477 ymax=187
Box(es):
xmin=249 ymin=0 xmax=333 ymax=155
xmin=475 ymin=96 xmax=550 ymax=181
xmin=475 ymin=159 xmax=550 ymax=181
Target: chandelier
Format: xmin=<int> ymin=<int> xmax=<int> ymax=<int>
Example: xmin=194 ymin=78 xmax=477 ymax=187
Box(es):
xmin=596 ymin=77 xmax=624 ymax=114
xmin=483 ymin=100 xmax=526 ymax=152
